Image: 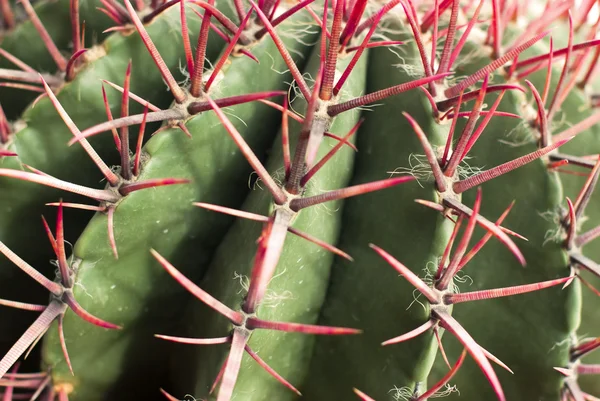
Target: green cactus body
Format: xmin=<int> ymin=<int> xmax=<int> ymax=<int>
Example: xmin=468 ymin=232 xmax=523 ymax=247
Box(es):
xmin=1 ymin=1 xmax=600 ymax=401
xmin=0 ymin=4 xmax=208 ymax=373
xmin=40 ymin=11 xmax=319 ymax=400
xmin=0 ymin=0 xmax=113 ymax=118
xmin=422 ymin=28 xmax=600 ymax=400
xmin=162 ymin=42 xmax=366 ymax=400
xmin=302 ymin=30 xmax=456 ymax=399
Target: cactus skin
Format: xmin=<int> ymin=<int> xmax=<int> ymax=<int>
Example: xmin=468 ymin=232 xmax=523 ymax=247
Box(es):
xmin=0 ymin=0 xmax=112 ymax=118
xmin=40 ymin=10 xmax=319 ymax=401
xmin=0 ymin=5 xmax=211 ymax=364
xmin=1 ymin=1 xmax=600 ymax=401
xmin=303 ymin=33 xmax=454 ymax=400
xmin=163 ymin=42 xmax=366 ymax=400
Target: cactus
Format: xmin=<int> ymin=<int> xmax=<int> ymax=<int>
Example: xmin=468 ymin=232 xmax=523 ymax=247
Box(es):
xmin=0 ymin=1 xmax=600 ymax=401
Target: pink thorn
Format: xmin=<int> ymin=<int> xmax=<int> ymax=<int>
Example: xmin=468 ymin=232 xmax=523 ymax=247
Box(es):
xmin=187 ymin=91 xmax=286 ymax=115
xmin=441 ymin=90 xmax=463 ymax=165
xmin=175 ymin=1 xmax=248 ymax=42
xmin=40 ymin=77 xmax=120 ymax=186
xmin=288 ymin=226 xmax=353 ymax=261
xmin=193 ymin=202 xmax=269 ymax=222
xmin=256 ymin=0 xmax=318 ymax=38
xmin=403 ymin=112 xmax=446 ymax=192
xmin=525 ymin=80 xmax=549 ymax=147
xmin=0 ymin=0 xmax=15 ymax=29
xmin=0 ymin=301 xmax=65 ymax=379
xmin=55 ymin=201 xmax=72 ymax=288
xmin=445 ymin=31 xmax=548 ymax=98
xmin=244 ymin=345 xmax=302 ymax=395
xmin=46 ymin=202 xmax=106 ymax=212
xmin=101 ymin=85 xmax=121 ymax=152
xmin=205 ymin=95 xmax=286 ymax=204
xmin=571 ymin=253 xmax=600 ymax=279
xmin=102 ymin=80 xmax=161 ymax=111
xmin=98 ymin=9 xmax=126 ymax=26
xmin=430 ymin=0 xmax=439 ymax=72
xmin=437 ymin=216 xmax=464 ymax=280
xmin=548 ymin=12 xmax=574 ymax=122
xmin=490 ymin=0 xmax=501 ymax=57
xmin=301 ymin=119 xmax=362 ymax=187
xmin=555 ymin=111 xmax=600 ymax=143
xmin=180 ymin=0 xmax=195 ymax=78
xmin=0 ymin=240 xmax=62 ymax=295
xmin=398 ymin=0 xmax=434 ymax=92
xmin=319 ymin=0 xmax=344 ymax=101
xmin=460 ymin=90 xmax=509 ymax=160
xmin=542 ymin=38 xmax=554 ymax=105
xmin=150 ymin=249 xmax=243 ymax=324
xmin=243 ymin=215 xmax=290 ymax=313
xmin=282 ymin=98 xmax=291 ymax=180
xmin=446 ymin=276 xmax=570 ymax=304
xmin=573 ymin=156 xmax=600 ymax=220
xmin=576 ymin=223 xmax=600 ymax=248
xmin=159 ymin=388 xmax=184 ymax=401
xmin=346 ymin=41 xmax=404 ymax=52
xmin=436 ymin=311 xmax=506 ymax=401
xmin=421 ymin=0 xmax=452 ymax=31
xmin=19 ymin=0 xmax=68 ymax=71
xmin=573 ymin=336 xmax=600 ymax=359
xmin=210 ymin=358 xmax=227 ymax=395
xmin=459 ymin=201 xmax=515 ymax=269
xmin=353 ymin=388 xmax=376 ymax=401
xmin=334 ymin=9 xmax=385 ymax=96
xmin=247 ymin=317 xmax=361 ymax=335
xmin=448 ymin=0 xmax=485 ymax=70
xmin=57 ymin=315 xmax=73 ymax=375
xmin=65 ymin=49 xmax=87 ymax=81
xmin=481 ymin=346 xmax=513 ymax=374
xmin=564 ymin=197 xmax=577 ymax=252
xmin=577 ymin=273 xmax=600 ymax=297
xmin=119 ymin=177 xmax=190 ymax=196
xmin=133 ymin=106 xmax=149 ymax=177
xmin=329 ymin=72 xmax=452 ymax=117
xmin=370 ymin=244 xmax=439 ymax=303
xmin=0 ymin=363 xmax=19 ymax=401
xmin=0 ymin=104 xmax=10 ymax=143
xmin=0 ymin=49 xmax=36 ymax=73
xmin=58 ymin=387 xmax=69 ymax=401
xmin=444 ymin=76 xmax=489 ymax=177
xmin=438 ymin=188 xmax=482 ymax=290
xmin=119 ymin=61 xmax=133 ymax=180
xmin=578 ymin=364 xmax=600 ymax=375
xmin=437 ymin=84 xmax=523 ymax=112
xmin=416 ymin=349 xmax=468 ymax=400
xmin=453 ymin=138 xmax=572 ymax=194
xmin=107 ymin=207 xmax=118 ymax=260
xmin=215 ymin=330 xmax=248 ymax=401
xmin=40 ymin=215 xmax=58 ymax=255
xmin=0 ymin=299 xmax=46 ymax=312
xmin=63 ymin=292 xmax=121 ymax=329
xmin=437 ymin=0 xmax=460 ymax=75
xmin=338 ymin=0 xmax=368 ymax=47
xmin=516 ymin=39 xmax=600 ymax=70
xmin=250 ymin=0 xmax=311 ymax=101
xmin=124 ymin=0 xmax=186 ymax=103
xmin=382 ymin=320 xmax=435 ymax=346
xmin=443 ymin=198 xmax=526 ymax=266
xmin=155 ymin=334 xmax=230 ymax=345
xmin=291 ymin=176 xmax=415 ymax=210
xmin=205 ymin=10 xmax=253 ymax=92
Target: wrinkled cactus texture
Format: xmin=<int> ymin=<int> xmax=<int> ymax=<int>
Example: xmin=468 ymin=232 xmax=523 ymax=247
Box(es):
xmin=1 ymin=0 xmax=600 ymax=400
